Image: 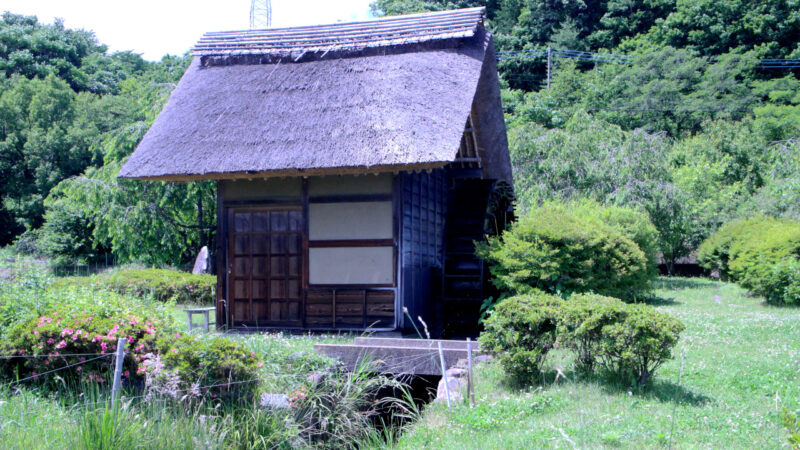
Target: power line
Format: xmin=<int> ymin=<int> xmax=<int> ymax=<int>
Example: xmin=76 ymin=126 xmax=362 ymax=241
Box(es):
xmin=497 ymin=48 xmax=800 ymax=69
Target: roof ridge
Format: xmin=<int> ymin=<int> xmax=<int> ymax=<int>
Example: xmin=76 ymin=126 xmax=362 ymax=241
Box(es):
xmin=192 ymin=7 xmax=485 ymax=58
xmin=203 ymin=7 xmax=485 ymax=36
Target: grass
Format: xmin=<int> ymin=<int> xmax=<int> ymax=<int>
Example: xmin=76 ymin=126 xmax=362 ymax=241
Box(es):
xmin=394 ymin=277 xmax=800 ymax=449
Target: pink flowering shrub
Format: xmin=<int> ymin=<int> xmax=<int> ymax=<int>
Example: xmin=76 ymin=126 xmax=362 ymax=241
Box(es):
xmin=0 ymin=309 xmax=169 ymax=386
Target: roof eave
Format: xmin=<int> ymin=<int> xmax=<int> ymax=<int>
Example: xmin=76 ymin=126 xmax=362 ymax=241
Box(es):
xmin=118 ymin=161 xmax=453 ymax=182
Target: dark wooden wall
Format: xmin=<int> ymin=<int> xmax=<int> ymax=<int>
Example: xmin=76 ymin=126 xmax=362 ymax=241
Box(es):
xmin=399 ymin=169 xmax=448 ymax=333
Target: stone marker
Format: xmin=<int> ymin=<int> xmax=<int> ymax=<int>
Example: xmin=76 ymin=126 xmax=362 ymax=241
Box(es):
xmin=192 ymin=246 xmax=209 ymax=274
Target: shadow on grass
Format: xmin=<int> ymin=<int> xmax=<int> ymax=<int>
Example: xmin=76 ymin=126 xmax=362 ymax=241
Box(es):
xmin=584 ymin=371 xmax=711 ymax=407
xmin=653 ymin=277 xmax=721 ymax=291
xmin=496 ymin=367 xmax=711 ymax=407
xmin=642 ymin=295 xmax=682 ymax=307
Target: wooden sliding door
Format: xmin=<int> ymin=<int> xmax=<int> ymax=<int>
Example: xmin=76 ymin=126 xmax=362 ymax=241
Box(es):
xmin=227 ymin=207 xmax=303 ymax=327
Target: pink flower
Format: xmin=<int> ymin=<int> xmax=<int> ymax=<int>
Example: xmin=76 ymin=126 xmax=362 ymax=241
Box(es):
xmin=33 ymin=330 xmax=38 ymax=335
xmin=47 ymin=338 xmax=55 ymax=345
xmin=251 ymin=352 xmax=256 ymax=358
xmin=257 ymin=362 xmax=263 ymax=368
xmin=171 ymin=348 xmax=178 ymax=354
xmin=123 ymin=370 xmax=130 ymax=378
xmin=61 ymin=328 xmax=73 ymax=337
xmin=55 ymin=340 xmax=67 ymax=350
xmin=76 ymin=366 xmax=82 ymax=371
xmin=174 ymin=333 xmax=181 ymax=338
xmin=80 ymin=357 xmax=86 ymax=362
xmin=32 ymin=372 xmax=38 ymax=380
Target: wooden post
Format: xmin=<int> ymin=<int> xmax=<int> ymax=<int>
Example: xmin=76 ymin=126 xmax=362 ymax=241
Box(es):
xmin=546 ymin=45 xmax=552 ymax=89
xmin=467 ymin=338 xmax=474 ymax=408
xmin=437 ymin=341 xmax=451 ymax=409
xmin=111 ymin=337 xmax=127 ymax=408
xmin=203 ymin=310 xmax=210 ymax=333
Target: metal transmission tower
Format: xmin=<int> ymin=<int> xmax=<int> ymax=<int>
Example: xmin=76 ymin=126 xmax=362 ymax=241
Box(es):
xmin=250 ymin=0 xmax=272 ymax=29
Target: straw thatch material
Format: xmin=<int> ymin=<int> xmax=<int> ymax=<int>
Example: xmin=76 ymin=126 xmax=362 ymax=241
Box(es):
xmin=118 ymin=8 xmax=511 ymax=183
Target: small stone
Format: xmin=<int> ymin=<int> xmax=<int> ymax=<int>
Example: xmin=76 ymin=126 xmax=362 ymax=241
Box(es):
xmin=445 ymin=367 xmax=467 ymax=378
xmin=434 ymin=376 xmax=466 ymax=404
xmin=289 ymin=351 xmax=306 ymax=360
xmin=260 ymin=393 xmax=289 ymax=409
xmin=307 ymin=372 xmax=325 ymax=385
xmin=474 ymin=354 xmax=493 ymax=363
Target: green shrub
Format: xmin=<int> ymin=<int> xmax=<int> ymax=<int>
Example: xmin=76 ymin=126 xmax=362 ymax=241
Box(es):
xmin=153 ymin=334 xmax=262 ymax=402
xmin=51 ymin=268 xmax=216 ymax=305
xmin=477 ymin=202 xmax=651 ymax=301
xmin=478 ymin=292 xmax=563 ymax=381
xmin=557 ymin=293 xmax=630 ymax=372
xmin=561 ymin=200 xmax=660 ymax=278
xmin=728 ymin=221 xmax=800 ymax=300
xmin=108 ymin=269 xmax=216 ymax=304
xmin=699 ymin=215 xmax=800 ymax=304
xmin=760 ymin=258 xmax=800 ymax=306
xmin=697 ymin=215 xmax=797 ymax=279
xmin=591 ymin=302 xmax=684 ymax=385
xmin=559 ymin=293 xmax=684 ymax=384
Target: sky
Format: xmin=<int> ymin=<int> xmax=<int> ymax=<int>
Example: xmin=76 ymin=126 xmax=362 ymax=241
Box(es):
xmin=2 ymin=0 xmax=375 ymax=60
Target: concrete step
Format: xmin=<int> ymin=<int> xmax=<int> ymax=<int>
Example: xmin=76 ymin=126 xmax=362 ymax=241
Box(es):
xmin=313 ymin=338 xmax=480 ymax=376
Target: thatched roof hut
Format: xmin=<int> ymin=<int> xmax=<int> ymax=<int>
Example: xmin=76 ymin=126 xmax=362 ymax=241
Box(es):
xmin=119 ymin=8 xmax=513 ymax=336
xmin=118 ymin=7 xmax=510 ymax=182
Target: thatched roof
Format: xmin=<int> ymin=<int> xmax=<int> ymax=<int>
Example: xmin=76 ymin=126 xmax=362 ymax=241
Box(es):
xmin=118 ymin=8 xmax=511 ymax=182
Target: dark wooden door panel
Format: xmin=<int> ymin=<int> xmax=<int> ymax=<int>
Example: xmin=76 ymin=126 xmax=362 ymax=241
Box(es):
xmin=228 ymin=207 xmax=304 ymax=327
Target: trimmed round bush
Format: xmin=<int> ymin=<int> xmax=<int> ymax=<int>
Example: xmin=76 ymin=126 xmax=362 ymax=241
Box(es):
xmin=478 ymin=291 xmax=564 ymax=381
xmin=700 ymin=215 xmax=800 ymax=304
xmin=477 ymin=203 xmax=651 ymax=301
xmin=557 ymin=293 xmax=629 ymax=372
xmin=590 ymin=301 xmax=683 ymax=385
xmin=697 ymin=215 xmax=795 ymax=279
xmin=760 ymin=258 xmax=800 ymax=306
xmin=561 ymin=293 xmax=684 ymax=384
xmin=559 ymin=200 xmax=660 ymax=278
xmin=152 ymin=334 xmax=262 ymax=402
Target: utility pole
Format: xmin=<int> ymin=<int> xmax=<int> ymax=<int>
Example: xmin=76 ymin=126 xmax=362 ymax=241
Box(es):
xmin=546 ymin=45 xmax=552 ymax=89
xmin=250 ymin=0 xmax=272 ymax=29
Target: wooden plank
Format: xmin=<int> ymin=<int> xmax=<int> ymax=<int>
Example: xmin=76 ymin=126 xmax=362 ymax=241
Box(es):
xmin=308 ymin=193 xmax=393 ymax=204
xmin=308 ymin=239 xmax=394 ymax=248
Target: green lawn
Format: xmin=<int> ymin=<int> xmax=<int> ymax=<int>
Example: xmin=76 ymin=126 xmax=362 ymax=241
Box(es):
xmin=394 ymin=278 xmax=800 ymax=449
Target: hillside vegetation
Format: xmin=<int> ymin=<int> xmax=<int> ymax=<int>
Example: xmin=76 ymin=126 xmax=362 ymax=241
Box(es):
xmin=2 ymin=3 xmax=799 ymax=268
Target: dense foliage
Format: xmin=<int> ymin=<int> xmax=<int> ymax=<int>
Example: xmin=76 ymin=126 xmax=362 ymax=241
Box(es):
xmin=698 ymin=215 xmax=800 ymax=305
xmin=3 ymin=2 xmax=800 ymax=281
xmin=372 ymin=0 xmax=800 ymax=275
xmin=479 ymin=291 xmax=684 ymax=385
xmin=478 ymin=202 xmax=653 ymax=301
xmin=0 ymin=12 xmax=213 ymax=266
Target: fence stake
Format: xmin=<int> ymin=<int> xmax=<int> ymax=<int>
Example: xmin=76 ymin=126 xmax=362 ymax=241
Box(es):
xmin=437 ymin=341 xmax=451 ymax=409
xmin=111 ymin=337 xmax=127 ymax=407
xmin=467 ymin=337 xmax=474 ymax=408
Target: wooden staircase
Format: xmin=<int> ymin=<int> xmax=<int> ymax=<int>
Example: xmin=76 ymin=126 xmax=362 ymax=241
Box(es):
xmin=438 ymin=178 xmax=496 ymax=337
